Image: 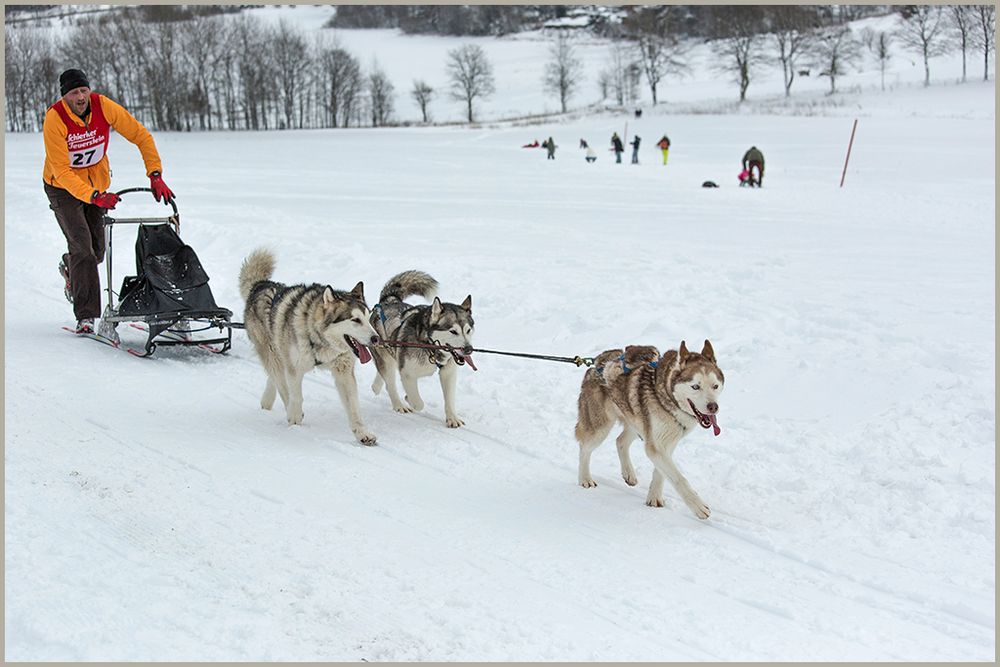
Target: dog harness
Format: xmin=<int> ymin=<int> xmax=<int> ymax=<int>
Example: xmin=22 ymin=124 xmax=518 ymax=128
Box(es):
xmin=373 ymin=302 xmax=447 ymax=368
xmin=593 ymin=355 xmax=691 ymax=432
xmin=595 ymin=354 xmax=657 ymax=379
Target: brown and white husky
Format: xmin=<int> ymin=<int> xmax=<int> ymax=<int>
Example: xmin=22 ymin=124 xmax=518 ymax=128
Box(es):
xmin=575 ymin=340 xmax=724 ymax=519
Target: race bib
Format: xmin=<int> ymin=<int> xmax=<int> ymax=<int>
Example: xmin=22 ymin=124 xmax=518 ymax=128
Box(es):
xmin=66 ymin=131 xmax=107 ymax=168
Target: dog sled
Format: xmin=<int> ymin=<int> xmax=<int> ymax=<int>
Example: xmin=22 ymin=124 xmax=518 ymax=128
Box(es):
xmin=96 ymin=187 xmax=238 ymax=357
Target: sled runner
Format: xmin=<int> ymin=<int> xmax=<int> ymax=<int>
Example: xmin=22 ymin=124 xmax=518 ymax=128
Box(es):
xmin=96 ymin=187 xmax=237 ymax=357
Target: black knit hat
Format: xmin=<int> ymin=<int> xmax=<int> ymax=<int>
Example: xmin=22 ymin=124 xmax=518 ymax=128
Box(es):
xmin=59 ymin=69 xmax=90 ymax=96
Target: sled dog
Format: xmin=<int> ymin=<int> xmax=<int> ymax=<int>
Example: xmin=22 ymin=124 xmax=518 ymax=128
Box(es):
xmin=369 ymin=270 xmax=474 ymax=428
xmin=239 ymin=248 xmax=381 ymax=445
xmin=575 ymin=340 xmax=724 ymax=519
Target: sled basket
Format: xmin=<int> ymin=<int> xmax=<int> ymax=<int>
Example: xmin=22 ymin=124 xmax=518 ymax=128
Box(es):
xmin=99 ymin=187 xmax=238 ymax=356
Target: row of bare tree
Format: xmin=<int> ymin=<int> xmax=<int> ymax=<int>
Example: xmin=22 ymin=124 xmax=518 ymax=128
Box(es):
xmin=5 ymin=11 xmax=404 ymax=133
xmin=5 ymin=5 xmax=995 ymax=133
xmin=585 ymin=4 xmax=996 ymax=107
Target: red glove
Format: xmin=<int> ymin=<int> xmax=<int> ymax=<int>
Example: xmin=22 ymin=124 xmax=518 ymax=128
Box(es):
xmin=91 ymin=191 xmax=120 ymax=209
xmin=149 ymin=171 xmax=175 ymax=204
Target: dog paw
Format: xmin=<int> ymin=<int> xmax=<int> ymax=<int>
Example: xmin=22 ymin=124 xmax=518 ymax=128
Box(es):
xmin=645 ymin=497 xmax=665 ymax=508
xmin=392 ymin=404 xmax=413 ymax=414
xmin=687 ymin=499 xmax=711 ymax=520
xmin=354 ymin=429 xmax=378 ymax=446
xmin=404 ymin=395 xmax=424 ymax=411
xmin=287 ymin=412 xmax=303 ymax=425
xmin=445 ymin=416 xmax=465 ymax=428
xmin=260 ymin=399 xmax=274 ymax=411
xmin=622 ymin=471 xmax=638 ymax=486
xmin=579 ymin=478 xmax=598 ymax=488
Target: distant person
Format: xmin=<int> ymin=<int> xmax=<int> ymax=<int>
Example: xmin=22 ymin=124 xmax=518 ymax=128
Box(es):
xmin=629 ymin=135 xmax=641 ymax=164
xmin=579 ymin=138 xmax=588 ymax=149
xmin=43 ymin=68 xmax=175 ymax=335
xmin=742 ymin=146 xmax=765 ymax=187
xmin=657 ymin=135 xmax=671 ymax=165
xmin=611 ymin=132 xmax=624 ymax=164
xmin=543 ymin=136 xmax=556 ymax=160
xmin=634 ymin=108 xmax=642 ymax=119
xmin=585 ymin=145 xmax=597 ymax=163
xmin=522 ymin=139 xmax=540 ymax=148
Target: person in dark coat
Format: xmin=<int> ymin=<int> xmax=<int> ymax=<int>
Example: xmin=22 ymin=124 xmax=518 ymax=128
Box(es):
xmin=742 ymin=146 xmax=765 ymax=187
xmin=611 ymin=132 xmax=624 ymax=164
xmin=629 ymin=135 xmax=641 ymax=164
xmin=543 ymin=136 xmax=556 ymax=160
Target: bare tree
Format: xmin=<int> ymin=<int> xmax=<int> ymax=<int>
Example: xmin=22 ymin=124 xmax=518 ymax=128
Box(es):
xmin=624 ymin=6 xmax=688 ymax=105
xmin=861 ymin=28 xmax=893 ymax=91
xmin=213 ymin=22 xmax=242 ymax=130
xmin=812 ymin=26 xmax=862 ymax=94
xmin=948 ymin=5 xmax=975 ymax=82
xmin=634 ymin=34 xmax=689 ymax=105
xmin=971 ymin=4 xmax=996 ymax=81
xmin=543 ymin=32 xmax=584 ymax=113
xmin=896 ymin=5 xmax=949 ymax=87
xmin=139 ymin=20 xmax=185 ymax=131
xmin=710 ymin=5 xmax=767 ymax=102
xmin=768 ymin=5 xmax=815 ymax=97
xmin=601 ymin=42 xmax=634 ymax=106
xmin=179 ymin=16 xmax=226 ymax=130
xmin=4 ymin=28 xmax=60 ymax=132
xmin=410 ymin=79 xmax=434 ymax=123
xmin=318 ymin=45 xmax=362 ymax=128
xmin=446 ymin=43 xmax=495 ymax=123
xmin=270 ymin=21 xmax=309 ymax=129
xmin=367 ymin=63 xmax=394 ymax=127
xmin=65 ymin=17 xmax=137 ymax=111
xmin=596 ymin=70 xmax=610 ymax=102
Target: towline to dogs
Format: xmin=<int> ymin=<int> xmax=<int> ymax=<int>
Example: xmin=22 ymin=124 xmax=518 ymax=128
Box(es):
xmin=375 ymin=339 xmax=595 ymax=368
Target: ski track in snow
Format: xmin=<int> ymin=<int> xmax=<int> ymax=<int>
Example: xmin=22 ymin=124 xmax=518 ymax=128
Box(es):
xmin=4 ymin=26 xmax=996 ymax=662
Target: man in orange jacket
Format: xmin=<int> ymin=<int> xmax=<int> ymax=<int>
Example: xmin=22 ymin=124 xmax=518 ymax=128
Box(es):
xmin=43 ymin=68 xmax=175 ymax=334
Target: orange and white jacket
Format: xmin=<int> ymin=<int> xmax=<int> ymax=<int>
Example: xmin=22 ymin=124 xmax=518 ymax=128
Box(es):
xmin=42 ymin=94 xmax=163 ymax=203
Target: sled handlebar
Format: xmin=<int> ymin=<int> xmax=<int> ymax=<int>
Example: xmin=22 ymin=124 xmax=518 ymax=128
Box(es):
xmin=113 ymin=186 xmax=179 ymax=217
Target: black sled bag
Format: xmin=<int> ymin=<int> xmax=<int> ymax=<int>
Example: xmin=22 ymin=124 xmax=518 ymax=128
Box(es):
xmin=116 ymin=223 xmax=222 ymax=317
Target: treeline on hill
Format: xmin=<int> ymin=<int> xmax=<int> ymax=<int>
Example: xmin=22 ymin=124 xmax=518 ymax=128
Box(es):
xmin=4 ymin=4 xmax=995 ymax=133
xmin=327 ymin=4 xmax=882 ymax=37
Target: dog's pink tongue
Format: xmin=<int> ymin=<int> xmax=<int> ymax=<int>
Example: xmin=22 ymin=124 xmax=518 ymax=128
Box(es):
xmin=464 ymin=354 xmax=477 ymax=371
xmin=709 ymin=414 xmax=721 ymax=436
xmin=357 ymin=343 xmax=372 ymax=364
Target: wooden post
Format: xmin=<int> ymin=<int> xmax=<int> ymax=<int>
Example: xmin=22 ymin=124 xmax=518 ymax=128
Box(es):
xmin=840 ymin=118 xmax=858 ymax=188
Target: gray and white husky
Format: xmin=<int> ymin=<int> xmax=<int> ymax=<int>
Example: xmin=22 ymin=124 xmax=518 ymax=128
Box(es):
xmin=575 ymin=340 xmax=724 ymax=519
xmin=238 ymin=248 xmax=381 ymax=445
xmin=369 ymin=270 xmax=475 ymax=428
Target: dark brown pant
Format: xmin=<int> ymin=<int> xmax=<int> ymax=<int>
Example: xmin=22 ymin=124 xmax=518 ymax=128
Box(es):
xmin=44 ymin=182 xmax=106 ymax=320
xmin=748 ymin=160 xmax=764 ymax=187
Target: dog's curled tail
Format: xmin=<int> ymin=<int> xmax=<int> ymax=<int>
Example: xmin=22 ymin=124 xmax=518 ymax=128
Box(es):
xmin=239 ymin=248 xmax=276 ymax=301
xmin=379 ymin=270 xmax=439 ymax=303
xmin=575 ymin=352 xmax=619 ymax=443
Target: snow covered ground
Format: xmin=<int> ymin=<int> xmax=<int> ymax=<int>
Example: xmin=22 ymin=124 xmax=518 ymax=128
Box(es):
xmin=4 ymin=12 xmax=996 ymax=662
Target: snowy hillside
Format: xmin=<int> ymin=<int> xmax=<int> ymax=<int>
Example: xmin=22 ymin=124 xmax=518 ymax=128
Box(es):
xmin=248 ymin=6 xmax=995 ymax=122
xmin=4 ymin=10 xmax=996 ymax=662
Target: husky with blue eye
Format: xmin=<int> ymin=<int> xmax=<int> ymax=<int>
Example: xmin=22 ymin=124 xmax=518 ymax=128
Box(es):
xmin=575 ymin=340 xmax=724 ymax=519
xmin=369 ymin=270 xmax=475 ymax=428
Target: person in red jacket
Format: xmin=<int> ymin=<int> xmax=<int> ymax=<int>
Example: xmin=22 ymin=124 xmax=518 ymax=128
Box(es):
xmin=43 ymin=68 xmax=175 ymax=334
